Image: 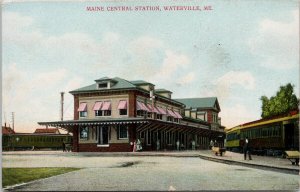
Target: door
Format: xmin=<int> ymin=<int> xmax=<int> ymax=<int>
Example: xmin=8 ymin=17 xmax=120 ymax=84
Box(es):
xmin=98 ymin=126 xmax=109 ymax=145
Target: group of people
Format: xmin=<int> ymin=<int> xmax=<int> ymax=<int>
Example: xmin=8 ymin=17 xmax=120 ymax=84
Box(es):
xmin=132 ymin=139 xmax=143 ymax=152
xmin=132 ymin=139 xmax=198 ymax=152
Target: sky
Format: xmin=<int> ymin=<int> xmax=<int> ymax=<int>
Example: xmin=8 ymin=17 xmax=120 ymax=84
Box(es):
xmin=2 ymin=0 xmax=299 ymax=133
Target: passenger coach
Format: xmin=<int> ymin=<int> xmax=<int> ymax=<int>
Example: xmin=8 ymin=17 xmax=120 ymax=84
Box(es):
xmin=225 ymin=110 xmax=299 ymax=156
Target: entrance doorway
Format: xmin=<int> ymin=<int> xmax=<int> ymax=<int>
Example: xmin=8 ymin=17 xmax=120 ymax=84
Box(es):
xmin=97 ymin=126 xmax=109 ymax=145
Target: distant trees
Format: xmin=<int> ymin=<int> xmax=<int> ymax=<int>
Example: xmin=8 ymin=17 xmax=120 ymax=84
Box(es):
xmin=260 ymin=83 xmax=299 ymax=118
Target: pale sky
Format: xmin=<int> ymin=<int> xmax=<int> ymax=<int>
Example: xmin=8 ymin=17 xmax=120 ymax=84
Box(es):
xmin=2 ymin=0 xmax=299 ymax=133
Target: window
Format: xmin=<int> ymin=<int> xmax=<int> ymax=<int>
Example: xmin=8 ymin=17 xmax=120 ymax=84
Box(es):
xmin=118 ymin=125 xmax=128 ymax=139
xmin=80 ymin=127 xmax=89 ymax=140
xmin=118 ymin=100 xmax=127 ymax=115
xmin=102 ymin=101 xmax=111 ymax=116
xmin=167 ymin=116 xmax=173 ymax=122
xmin=95 ymin=110 xmax=102 ymax=116
xmin=78 ymin=103 xmax=87 ymax=118
xmin=119 ymin=109 xmax=127 ymax=115
xmin=137 ymin=110 xmax=145 ymax=117
xmin=174 ymin=118 xmax=179 ymax=123
xmin=103 ymin=110 xmax=111 ymax=116
xmin=80 ymin=111 xmax=87 ymax=117
xmin=156 ymin=114 xmax=162 ymax=120
xmin=98 ymin=83 xmax=108 ymax=89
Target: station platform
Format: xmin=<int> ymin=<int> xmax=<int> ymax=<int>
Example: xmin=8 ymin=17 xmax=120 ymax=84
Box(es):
xmin=3 ymin=150 xmax=299 ymax=175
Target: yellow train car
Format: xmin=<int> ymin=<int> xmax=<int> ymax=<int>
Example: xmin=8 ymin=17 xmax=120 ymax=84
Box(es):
xmin=225 ymin=111 xmax=299 ymax=155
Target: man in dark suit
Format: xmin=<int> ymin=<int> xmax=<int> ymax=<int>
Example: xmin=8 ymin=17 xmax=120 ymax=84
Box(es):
xmin=243 ymin=137 xmax=252 ymax=160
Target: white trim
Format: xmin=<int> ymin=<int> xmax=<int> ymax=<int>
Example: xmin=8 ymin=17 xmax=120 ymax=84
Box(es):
xmin=97 ymin=144 xmax=109 ymax=147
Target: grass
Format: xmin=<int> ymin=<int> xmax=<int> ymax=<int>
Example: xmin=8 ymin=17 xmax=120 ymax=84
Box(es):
xmin=3 ymin=167 xmax=81 ymax=188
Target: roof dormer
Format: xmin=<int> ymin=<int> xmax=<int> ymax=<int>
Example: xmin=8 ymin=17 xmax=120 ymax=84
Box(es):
xmin=95 ymin=77 xmax=117 ymax=90
xmin=130 ymin=80 xmax=155 ymax=91
xmin=155 ymin=89 xmax=172 ymax=99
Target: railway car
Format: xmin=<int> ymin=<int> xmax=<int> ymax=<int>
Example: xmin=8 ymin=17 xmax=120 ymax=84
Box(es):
xmin=3 ymin=133 xmax=72 ymax=151
xmin=225 ymin=111 xmax=299 ymax=156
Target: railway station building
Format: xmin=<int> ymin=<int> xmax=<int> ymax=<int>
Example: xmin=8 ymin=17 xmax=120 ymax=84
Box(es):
xmin=39 ymin=77 xmax=225 ymax=152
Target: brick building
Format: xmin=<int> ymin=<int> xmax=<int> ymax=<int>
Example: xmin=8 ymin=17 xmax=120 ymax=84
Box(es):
xmin=39 ymin=77 xmax=224 ymax=152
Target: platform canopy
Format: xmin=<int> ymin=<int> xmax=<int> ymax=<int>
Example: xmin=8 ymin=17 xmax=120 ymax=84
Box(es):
xmin=38 ymin=118 xmax=224 ymax=138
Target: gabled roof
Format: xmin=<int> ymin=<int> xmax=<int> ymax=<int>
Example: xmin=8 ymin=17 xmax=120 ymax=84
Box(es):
xmin=2 ymin=126 xmax=15 ymax=135
xmin=34 ymin=128 xmax=60 ymax=134
xmin=175 ymin=97 xmax=221 ymax=112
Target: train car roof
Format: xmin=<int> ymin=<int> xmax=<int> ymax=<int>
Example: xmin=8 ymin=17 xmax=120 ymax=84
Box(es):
xmin=226 ymin=112 xmax=299 ymax=133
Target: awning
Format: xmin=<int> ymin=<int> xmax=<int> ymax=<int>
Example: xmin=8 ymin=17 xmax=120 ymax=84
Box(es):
xmin=93 ymin=102 xmax=103 ymax=111
xmin=174 ymin=111 xmax=183 ymax=119
xmin=102 ymin=101 xmax=111 ymax=110
xmin=78 ymin=103 xmax=87 ymax=112
xmin=146 ymin=104 xmax=159 ymax=113
xmin=167 ymin=109 xmax=177 ymax=118
xmin=157 ymin=107 xmax=167 ymax=115
xmin=118 ymin=100 xmax=127 ymax=110
xmin=137 ymin=101 xmax=148 ymax=111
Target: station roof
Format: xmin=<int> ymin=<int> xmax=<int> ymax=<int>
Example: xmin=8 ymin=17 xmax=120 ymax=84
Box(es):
xmin=2 ymin=126 xmax=15 ymax=135
xmin=155 ymin=89 xmax=172 ymax=93
xmin=69 ymin=77 xmax=184 ymax=106
xmin=70 ymin=77 xmax=136 ymax=93
xmin=34 ymin=128 xmax=60 ymax=134
xmin=174 ymin=97 xmax=220 ymax=111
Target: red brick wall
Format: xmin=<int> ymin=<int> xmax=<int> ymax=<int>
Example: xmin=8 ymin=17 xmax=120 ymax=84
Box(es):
xmin=72 ymin=125 xmax=79 ymax=152
xmin=128 ymin=91 xmax=136 ymax=117
xmin=78 ymin=143 xmax=132 ymax=152
xmin=74 ymin=96 xmax=79 ymax=120
xmin=207 ymin=110 xmax=212 ymax=124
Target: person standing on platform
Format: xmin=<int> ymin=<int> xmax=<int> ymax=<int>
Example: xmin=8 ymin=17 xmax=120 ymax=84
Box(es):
xmin=243 ymin=137 xmax=252 ymax=160
xmin=209 ymin=140 xmax=214 ymax=149
xmin=136 ymin=139 xmax=142 ymax=151
xmin=191 ymin=140 xmax=196 ymax=150
xmin=62 ymin=141 xmax=66 ymax=152
xmin=176 ymin=140 xmax=180 ymax=151
xmin=133 ymin=140 xmax=137 ymax=152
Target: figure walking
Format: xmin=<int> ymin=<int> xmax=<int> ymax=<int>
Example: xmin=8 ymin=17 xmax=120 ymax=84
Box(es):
xmin=243 ymin=137 xmax=252 ymax=160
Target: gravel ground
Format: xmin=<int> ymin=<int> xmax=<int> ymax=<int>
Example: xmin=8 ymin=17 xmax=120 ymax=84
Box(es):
xmin=3 ymin=153 xmax=300 ymax=191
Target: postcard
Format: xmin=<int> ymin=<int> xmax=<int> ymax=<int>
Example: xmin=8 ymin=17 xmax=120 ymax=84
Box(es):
xmin=2 ymin=0 xmax=299 ymax=191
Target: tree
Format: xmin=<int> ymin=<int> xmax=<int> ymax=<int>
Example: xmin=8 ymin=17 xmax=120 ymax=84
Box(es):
xmin=260 ymin=83 xmax=299 ymax=118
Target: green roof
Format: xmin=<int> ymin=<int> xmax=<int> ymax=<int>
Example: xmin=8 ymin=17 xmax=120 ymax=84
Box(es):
xmin=130 ymin=80 xmax=154 ymax=86
xmin=155 ymin=89 xmax=172 ymax=93
xmin=70 ymin=77 xmax=137 ymax=93
xmin=174 ymin=97 xmax=220 ymax=111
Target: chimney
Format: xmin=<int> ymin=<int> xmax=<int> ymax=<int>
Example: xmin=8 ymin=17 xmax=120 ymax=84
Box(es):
xmin=60 ymin=92 xmax=64 ymax=121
